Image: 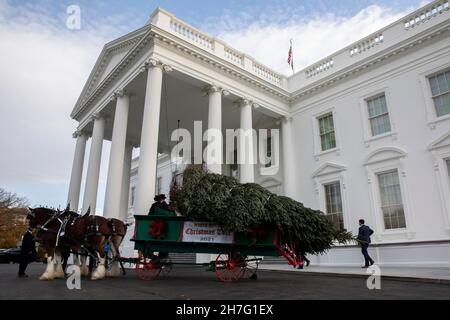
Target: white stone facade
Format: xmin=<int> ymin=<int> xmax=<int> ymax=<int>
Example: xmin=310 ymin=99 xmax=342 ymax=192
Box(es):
xmin=69 ymin=1 xmax=450 ymax=266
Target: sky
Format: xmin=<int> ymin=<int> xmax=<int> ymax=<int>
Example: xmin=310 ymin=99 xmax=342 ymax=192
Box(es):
xmin=0 ymin=0 xmax=430 ymax=212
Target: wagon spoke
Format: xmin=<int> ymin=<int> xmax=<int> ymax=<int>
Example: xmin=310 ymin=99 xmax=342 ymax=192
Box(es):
xmin=135 ymin=255 xmax=162 ymax=281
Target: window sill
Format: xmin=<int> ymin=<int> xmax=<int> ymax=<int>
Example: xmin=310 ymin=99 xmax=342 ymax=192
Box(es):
xmin=374 ymin=229 xmax=416 ymax=242
xmin=314 ymin=148 xmax=341 ymax=161
xmin=364 ymin=131 xmax=398 ymax=148
xmin=428 ymin=113 xmax=450 ymax=129
xmin=260 ymin=165 xmax=280 ymax=176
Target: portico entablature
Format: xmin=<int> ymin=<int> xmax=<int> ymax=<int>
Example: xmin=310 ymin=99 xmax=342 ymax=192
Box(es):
xmin=71 ymin=14 xmax=292 ymax=126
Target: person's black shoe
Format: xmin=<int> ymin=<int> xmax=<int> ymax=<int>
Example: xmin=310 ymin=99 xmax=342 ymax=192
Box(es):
xmin=297 ymin=265 xmax=304 ymax=269
xmin=18 ymin=274 xmax=28 ymax=278
xmin=306 ymin=261 xmax=310 ymax=267
xmin=361 ymin=265 xmax=369 ymax=269
xmin=370 ymin=261 xmax=375 ymax=266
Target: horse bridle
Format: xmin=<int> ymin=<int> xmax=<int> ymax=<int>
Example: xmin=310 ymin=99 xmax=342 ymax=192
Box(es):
xmin=39 ymin=211 xmax=64 ymax=233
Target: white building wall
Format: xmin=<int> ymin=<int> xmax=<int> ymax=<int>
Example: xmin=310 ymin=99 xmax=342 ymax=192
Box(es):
xmin=290 ymin=34 xmax=450 ymax=266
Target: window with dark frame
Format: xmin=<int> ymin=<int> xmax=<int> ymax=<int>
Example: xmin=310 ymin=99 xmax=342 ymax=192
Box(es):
xmin=428 ymin=70 xmax=450 ymax=117
xmin=446 ymin=159 xmax=450 ymax=179
xmin=366 ymin=94 xmax=392 ymax=136
xmin=266 ymin=135 xmax=272 ymax=168
xmin=131 ymin=186 xmax=136 ymax=207
xmin=318 ymin=113 xmax=336 ymax=151
xmin=377 ymin=170 xmax=406 ymax=230
xmin=324 ymin=182 xmax=344 ymax=231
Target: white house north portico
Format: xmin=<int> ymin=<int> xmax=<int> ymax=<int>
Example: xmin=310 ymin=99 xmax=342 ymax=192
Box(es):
xmin=68 ymin=1 xmax=450 ymax=267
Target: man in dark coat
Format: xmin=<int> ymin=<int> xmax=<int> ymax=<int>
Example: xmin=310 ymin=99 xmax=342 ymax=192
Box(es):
xmin=158 ymin=194 xmax=170 ymax=211
xmin=148 ymin=195 xmax=161 ymax=215
xmin=148 ymin=194 xmax=170 ymax=215
xmin=18 ymin=228 xmax=37 ymax=278
xmin=296 ymin=249 xmax=310 ymax=269
xmin=357 ymin=219 xmax=374 ymax=268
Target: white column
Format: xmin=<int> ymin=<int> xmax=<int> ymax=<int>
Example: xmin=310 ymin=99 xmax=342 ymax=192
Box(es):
xmin=282 ymin=117 xmax=297 ymax=199
xmin=67 ymin=131 xmax=87 ymax=211
xmin=238 ymin=99 xmax=255 ymax=184
xmin=104 ymin=92 xmax=130 ymax=219
xmin=82 ymin=114 xmax=105 ymax=215
xmin=119 ymin=143 xmax=133 ymax=222
xmin=135 ymin=61 xmax=164 ymax=215
xmin=205 ymin=85 xmax=227 ymax=174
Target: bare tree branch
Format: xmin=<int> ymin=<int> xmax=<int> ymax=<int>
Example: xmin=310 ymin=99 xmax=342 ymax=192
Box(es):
xmin=0 ymin=188 xmax=29 ymax=209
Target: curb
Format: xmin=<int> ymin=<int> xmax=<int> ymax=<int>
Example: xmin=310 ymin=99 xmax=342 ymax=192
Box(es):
xmin=259 ymin=267 xmax=450 ymax=285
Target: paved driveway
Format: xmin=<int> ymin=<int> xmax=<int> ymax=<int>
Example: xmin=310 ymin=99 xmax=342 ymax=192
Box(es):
xmin=0 ymin=264 xmax=448 ymax=300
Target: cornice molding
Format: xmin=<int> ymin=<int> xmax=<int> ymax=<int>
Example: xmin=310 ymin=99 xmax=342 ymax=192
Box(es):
xmin=290 ymin=22 xmax=450 ymax=102
xmin=71 ymin=16 xmax=450 ymax=121
xmin=152 ymin=30 xmax=290 ymax=101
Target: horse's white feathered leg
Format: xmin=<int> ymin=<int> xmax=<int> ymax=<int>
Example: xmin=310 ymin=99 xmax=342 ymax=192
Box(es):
xmin=39 ymin=256 xmax=55 ymax=281
xmin=106 ymin=237 xmax=123 ymax=277
xmin=80 ymin=255 xmax=89 ymax=276
xmin=54 ymin=252 xmax=65 ymax=279
xmin=91 ymin=254 xmax=106 ymax=280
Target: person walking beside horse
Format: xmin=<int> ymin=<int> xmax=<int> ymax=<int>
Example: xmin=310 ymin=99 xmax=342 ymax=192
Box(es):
xmin=18 ymin=228 xmax=37 ymax=278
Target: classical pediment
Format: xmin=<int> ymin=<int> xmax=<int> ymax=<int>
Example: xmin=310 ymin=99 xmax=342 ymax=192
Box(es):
xmin=85 ymin=36 xmax=144 ymax=97
xmin=71 ymin=27 xmax=149 ymax=117
xmin=428 ymin=131 xmax=450 ymax=151
xmin=312 ymin=162 xmax=346 ymax=177
xmin=364 ymin=147 xmax=407 ymax=166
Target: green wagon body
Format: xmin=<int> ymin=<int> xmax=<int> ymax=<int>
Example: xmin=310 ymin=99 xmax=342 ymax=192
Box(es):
xmin=130 ymin=209 xmax=301 ymax=282
xmin=132 ymin=210 xmax=281 ymax=258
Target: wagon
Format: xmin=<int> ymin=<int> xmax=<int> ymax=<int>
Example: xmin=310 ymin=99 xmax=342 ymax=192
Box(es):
xmin=130 ymin=208 xmax=303 ymax=282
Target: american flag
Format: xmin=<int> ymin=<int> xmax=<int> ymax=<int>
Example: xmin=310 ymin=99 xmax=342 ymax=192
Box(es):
xmin=287 ymin=39 xmax=294 ymax=72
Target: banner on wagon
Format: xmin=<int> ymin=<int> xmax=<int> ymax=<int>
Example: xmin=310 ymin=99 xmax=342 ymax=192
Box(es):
xmin=181 ymin=221 xmax=234 ymax=244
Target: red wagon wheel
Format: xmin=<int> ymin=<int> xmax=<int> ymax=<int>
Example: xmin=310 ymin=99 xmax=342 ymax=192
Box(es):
xmin=215 ymin=252 xmax=246 ymax=283
xmin=161 ymin=257 xmax=173 ymax=276
xmin=135 ymin=255 xmax=162 ymax=281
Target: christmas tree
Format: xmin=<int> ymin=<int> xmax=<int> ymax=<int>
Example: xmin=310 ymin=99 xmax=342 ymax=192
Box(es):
xmin=172 ymin=166 xmax=353 ymax=254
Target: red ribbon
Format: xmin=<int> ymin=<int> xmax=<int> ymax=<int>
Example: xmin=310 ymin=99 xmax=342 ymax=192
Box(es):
xmin=150 ymin=220 xmax=166 ymax=239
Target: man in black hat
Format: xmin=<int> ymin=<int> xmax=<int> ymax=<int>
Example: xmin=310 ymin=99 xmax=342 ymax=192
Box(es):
xmin=148 ymin=195 xmax=161 ymax=215
xmin=18 ymin=228 xmax=37 ymax=278
xmin=158 ymin=194 xmax=170 ymax=211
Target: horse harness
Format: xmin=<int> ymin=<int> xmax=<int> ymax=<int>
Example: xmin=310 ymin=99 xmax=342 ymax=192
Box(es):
xmin=107 ymin=219 xmax=126 ymax=237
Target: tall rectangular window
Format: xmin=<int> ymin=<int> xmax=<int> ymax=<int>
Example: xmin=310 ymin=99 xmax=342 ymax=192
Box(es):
xmin=428 ymin=70 xmax=450 ymax=117
xmin=156 ymin=177 xmax=162 ymax=195
xmin=266 ymin=135 xmax=272 ymax=168
xmin=446 ymin=159 xmax=450 ymax=178
xmin=131 ymin=187 xmax=136 ymax=207
xmin=324 ymin=182 xmax=344 ymax=231
xmin=367 ymin=94 xmax=392 ymax=136
xmin=378 ymin=170 xmax=406 ymax=230
xmin=318 ymin=113 xmax=336 ymax=151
